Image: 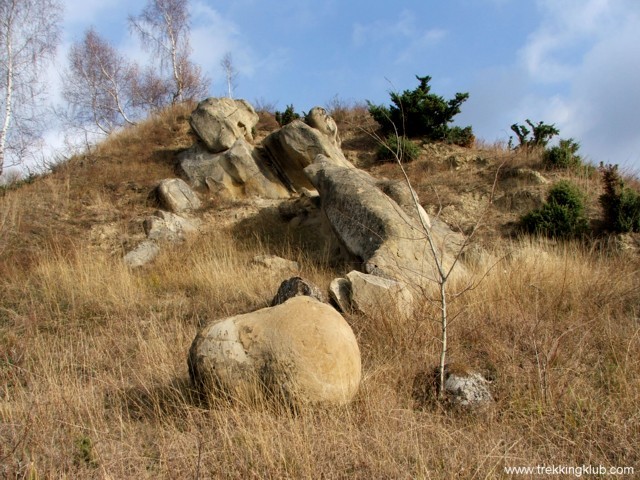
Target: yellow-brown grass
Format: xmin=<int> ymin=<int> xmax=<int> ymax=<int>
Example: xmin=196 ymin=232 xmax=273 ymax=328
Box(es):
xmin=1 ymin=104 xmax=639 ymax=478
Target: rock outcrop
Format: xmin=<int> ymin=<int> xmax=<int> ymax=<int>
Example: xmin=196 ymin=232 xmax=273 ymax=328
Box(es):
xmin=304 ymin=107 xmax=341 ymax=148
xmin=179 ymin=139 xmax=290 ymax=199
xmin=189 ymin=98 xmax=259 ymax=153
xmin=262 ymin=118 xmax=352 ymax=192
xmin=304 ymin=156 xmax=465 ymax=289
xmin=188 ymin=296 xmax=361 ymax=406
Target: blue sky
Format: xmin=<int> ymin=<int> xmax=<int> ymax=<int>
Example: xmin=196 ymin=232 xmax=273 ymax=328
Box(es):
xmin=56 ymin=0 xmax=640 ymax=170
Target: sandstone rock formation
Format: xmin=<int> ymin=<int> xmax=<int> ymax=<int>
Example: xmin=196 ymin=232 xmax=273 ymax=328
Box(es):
xmin=304 ymin=156 xmax=465 ymax=289
xmin=179 ymin=139 xmax=289 ymax=199
xmin=304 ymin=107 xmax=341 ymax=148
xmin=189 ymin=97 xmax=259 ymax=153
xmin=156 ymin=178 xmax=201 ymax=213
xmin=262 ymin=118 xmax=352 ymax=192
xmin=188 ymin=296 xmax=361 ymax=406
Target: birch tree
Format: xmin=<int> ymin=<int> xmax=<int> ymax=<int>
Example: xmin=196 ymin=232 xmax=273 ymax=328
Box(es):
xmin=62 ymin=28 xmax=140 ymax=135
xmin=0 ymin=0 xmax=62 ymax=176
xmin=220 ymin=51 xmax=238 ymax=99
xmin=129 ymin=0 xmax=209 ymax=105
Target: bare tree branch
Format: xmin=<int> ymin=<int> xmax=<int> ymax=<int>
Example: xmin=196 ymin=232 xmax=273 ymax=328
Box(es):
xmin=129 ymin=0 xmax=210 ymax=105
xmin=62 ymin=28 xmax=142 ymax=136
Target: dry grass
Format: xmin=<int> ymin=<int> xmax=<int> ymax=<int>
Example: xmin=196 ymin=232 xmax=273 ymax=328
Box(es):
xmin=1 ymin=104 xmax=639 ymax=478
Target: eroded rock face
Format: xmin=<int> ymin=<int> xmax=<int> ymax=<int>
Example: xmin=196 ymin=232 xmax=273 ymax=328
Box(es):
xmin=179 ymin=140 xmax=290 ymax=199
xmin=190 ymin=97 xmax=259 ymax=153
xmin=304 ymin=156 xmax=466 ymax=289
xmin=305 ymin=107 xmax=341 ymax=148
xmin=156 ymin=178 xmax=201 ymax=213
xmin=188 ymin=296 xmax=361 ymax=406
xmin=262 ymin=118 xmax=352 ymax=192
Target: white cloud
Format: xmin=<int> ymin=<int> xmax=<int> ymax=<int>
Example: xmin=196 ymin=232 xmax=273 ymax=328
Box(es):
xmin=523 ymin=0 xmax=640 ymax=167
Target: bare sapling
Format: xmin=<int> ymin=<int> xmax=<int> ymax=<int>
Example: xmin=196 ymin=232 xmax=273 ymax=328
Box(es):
xmin=368 ymin=112 xmax=501 ymax=400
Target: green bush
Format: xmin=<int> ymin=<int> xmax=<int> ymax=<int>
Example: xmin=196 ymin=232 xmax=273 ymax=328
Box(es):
xmin=543 ymin=138 xmax=582 ymax=169
xmin=510 ymin=120 xmax=559 ymax=148
xmin=599 ymin=163 xmax=640 ymax=232
xmin=274 ymin=104 xmax=300 ymax=126
xmin=444 ymin=126 xmax=475 ymax=147
xmin=521 ymin=181 xmax=588 ymax=238
xmin=377 ymin=135 xmax=421 ymax=163
xmin=367 ymin=75 xmax=473 ymax=146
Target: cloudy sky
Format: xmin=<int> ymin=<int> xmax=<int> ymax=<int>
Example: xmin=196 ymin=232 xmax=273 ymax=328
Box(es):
xmin=55 ymin=0 xmax=640 ymax=170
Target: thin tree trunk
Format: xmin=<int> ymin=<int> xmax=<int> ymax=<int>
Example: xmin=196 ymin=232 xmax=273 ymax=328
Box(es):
xmin=438 ymin=280 xmax=448 ymax=399
xmin=0 ymin=5 xmax=15 ymax=177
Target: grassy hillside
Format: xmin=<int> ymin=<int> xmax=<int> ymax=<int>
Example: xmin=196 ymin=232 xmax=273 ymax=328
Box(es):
xmin=1 ymin=103 xmax=638 ymax=478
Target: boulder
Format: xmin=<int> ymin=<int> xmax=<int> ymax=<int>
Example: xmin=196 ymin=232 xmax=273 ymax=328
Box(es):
xmin=189 ymin=97 xmax=259 ymax=153
xmin=123 ymin=240 xmax=160 ymax=268
xmin=346 ymin=270 xmax=414 ymax=319
xmin=262 ymin=117 xmax=352 ymax=192
xmin=329 ymin=277 xmax=351 ymax=313
xmin=156 ymin=178 xmax=201 ymax=213
xmin=270 ymin=277 xmax=325 ymax=306
xmin=143 ymin=210 xmax=200 ymax=243
xmin=304 ymin=156 xmax=466 ymax=289
xmin=179 ymin=140 xmax=290 ymax=199
xmin=188 ymin=296 xmax=361 ymax=406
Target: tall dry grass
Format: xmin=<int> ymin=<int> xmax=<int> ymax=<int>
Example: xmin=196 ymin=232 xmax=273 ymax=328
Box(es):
xmin=1 ymin=227 xmax=638 ymax=478
xmin=1 ymin=102 xmax=638 ymax=478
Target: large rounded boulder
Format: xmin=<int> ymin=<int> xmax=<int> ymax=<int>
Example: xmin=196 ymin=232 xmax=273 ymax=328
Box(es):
xmin=189 ymin=97 xmax=259 ymax=153
xmin=188 ymin=296 xmax=361 ymax=406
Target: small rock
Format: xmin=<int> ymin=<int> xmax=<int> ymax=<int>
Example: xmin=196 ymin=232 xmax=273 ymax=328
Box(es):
xmin=156 ymin=178 xmax=201 ymax=213
xmin=413 ymin=363 xmax=494 ymax=410
xmin=124 ymin=240 xmax=160 ymax=268
xmin=144 ymin=210 xmax=200 ymax=243
xmin=271 ymin=276 xmax=325 ymax=306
